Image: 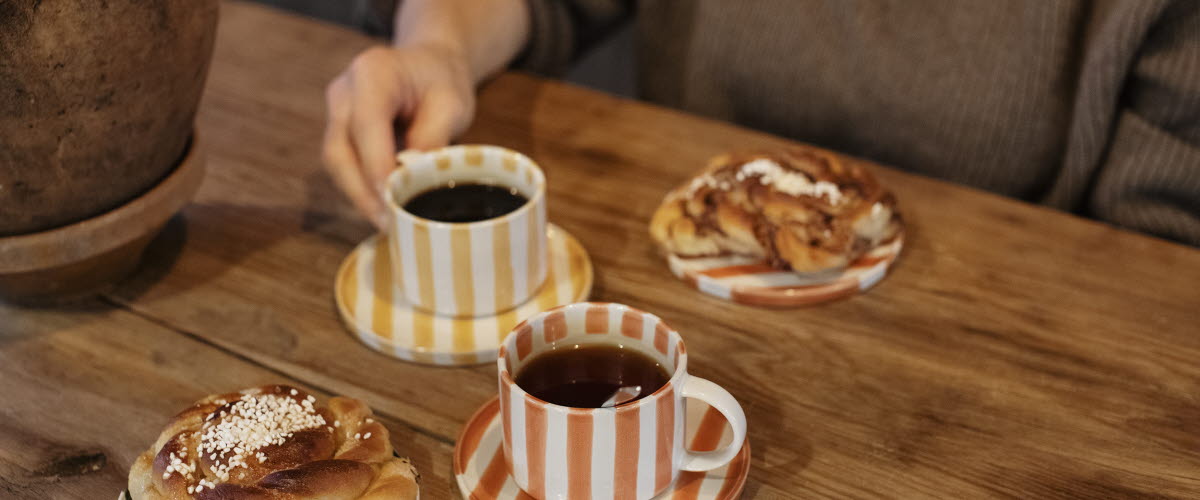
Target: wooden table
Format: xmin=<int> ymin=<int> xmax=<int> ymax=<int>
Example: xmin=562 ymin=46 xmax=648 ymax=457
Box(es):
xmin=3 ymin=2 xmax=1199 ymax=498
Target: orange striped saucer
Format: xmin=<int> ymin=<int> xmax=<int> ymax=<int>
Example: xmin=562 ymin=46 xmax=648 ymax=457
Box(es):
xmin=454 ymin=396 xmax=751 ymax=500
xmin=667 ymin=231 xmax=904 ymax=307
xmin=335 ymin=224 xmax=593 ymax=366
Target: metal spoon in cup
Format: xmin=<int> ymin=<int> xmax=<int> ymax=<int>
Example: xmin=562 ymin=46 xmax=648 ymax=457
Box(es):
xmin=600 ymin=385 xmax=642 ymax=408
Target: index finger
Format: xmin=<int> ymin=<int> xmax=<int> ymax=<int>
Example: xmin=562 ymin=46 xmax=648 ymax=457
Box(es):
xmin=323 ymin=77 xmax=387 ymax=227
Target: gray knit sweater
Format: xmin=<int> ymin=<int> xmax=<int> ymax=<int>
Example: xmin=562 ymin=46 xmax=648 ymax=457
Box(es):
xmin=376 ymin=1 xmax=1200 ymax=245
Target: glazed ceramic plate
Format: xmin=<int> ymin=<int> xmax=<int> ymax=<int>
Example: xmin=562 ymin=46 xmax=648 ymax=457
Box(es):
xmin=667 ymin=231 xmax=903 ymax=307
xmin=336 ymin=225 xmax=593 ymax=366
xmin=454 ymin=396 xmax=750 ymax=500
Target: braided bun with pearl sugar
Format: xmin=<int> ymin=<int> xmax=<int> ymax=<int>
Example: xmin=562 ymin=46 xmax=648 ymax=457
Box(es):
xmin=127 ymin=385 xmax=419 ymax=499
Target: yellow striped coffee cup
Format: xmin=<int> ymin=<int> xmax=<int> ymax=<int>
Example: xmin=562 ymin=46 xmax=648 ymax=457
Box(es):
xmin=385 ymin=145 xmax=548 ymax=318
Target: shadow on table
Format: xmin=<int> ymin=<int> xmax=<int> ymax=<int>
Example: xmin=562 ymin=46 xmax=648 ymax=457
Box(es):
xmin=739 ymin=384 xmax=815 ymax=497
xmin=110 ymin=200 xmax=316 ymax=304
xmin=300 ymin=169 xmax=377 ymax=246
xmin=0 ymin=299 xmax=115 ymax=344
xmin=106 ymin=214 xmax=190 ymax=305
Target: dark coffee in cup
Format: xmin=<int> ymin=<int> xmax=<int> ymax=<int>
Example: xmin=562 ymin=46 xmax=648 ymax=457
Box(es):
xmin=514 ymin=344 xmax=670 ymax=408
xmin=402 ymin=182 xmax=527 ymax=223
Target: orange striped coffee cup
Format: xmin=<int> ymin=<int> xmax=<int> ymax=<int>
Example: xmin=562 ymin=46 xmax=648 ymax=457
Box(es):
xmin=386 ymin=145 xmax=547 ymax=317
xmin=497 ymin=302 xmax=747 ymax=500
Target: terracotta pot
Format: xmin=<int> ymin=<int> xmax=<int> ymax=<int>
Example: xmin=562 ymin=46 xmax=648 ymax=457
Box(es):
xmin=0 ymin=134 xmax=206 ymax=304
xmin=0 ymin=0 xmax=219 ymax=236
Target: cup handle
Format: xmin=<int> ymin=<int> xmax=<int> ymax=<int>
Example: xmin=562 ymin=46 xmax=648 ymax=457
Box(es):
xmin=678 ymin=375 xmax=747 ymax=472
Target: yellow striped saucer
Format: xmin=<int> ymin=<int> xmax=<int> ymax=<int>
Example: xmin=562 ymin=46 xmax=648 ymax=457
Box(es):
xmin=335 ymin=224 xmax=593 ymax=366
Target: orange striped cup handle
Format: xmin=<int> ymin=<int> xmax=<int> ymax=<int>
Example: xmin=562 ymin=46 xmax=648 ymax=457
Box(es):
xmin=385 ymin=145 xmax=548 ymax=318
xmin=496 ymin=302 xmax=747 ymax=500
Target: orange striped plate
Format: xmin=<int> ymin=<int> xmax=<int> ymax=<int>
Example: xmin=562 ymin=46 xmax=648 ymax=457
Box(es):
xmin=454 ymin=396 xmax=750 ymax=500
xmin=335 ymin=224 xmax=593 ymax=366
xmin=667 ymin=231 xmax=904 ymax=307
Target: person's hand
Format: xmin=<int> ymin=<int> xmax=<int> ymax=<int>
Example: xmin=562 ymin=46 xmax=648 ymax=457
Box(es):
xmin=322 ymin=44 xmax=475 ymax=227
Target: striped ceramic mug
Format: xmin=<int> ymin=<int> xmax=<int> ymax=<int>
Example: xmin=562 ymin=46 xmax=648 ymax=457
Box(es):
xmin=497 ymin=302 xmax=747 ymax=500
xmin=386 ymin=145 xmax=548 ymax=317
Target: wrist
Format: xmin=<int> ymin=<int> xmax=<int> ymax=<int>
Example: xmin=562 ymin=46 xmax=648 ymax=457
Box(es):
xmin=395 ymin=37 xmax=480 ymax=81
xmin=392 ymin=0 xmax=529 ymax=86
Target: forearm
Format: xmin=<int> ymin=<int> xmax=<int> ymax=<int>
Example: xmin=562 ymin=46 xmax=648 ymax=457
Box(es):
xmin=393 ymin=0 xmax=530 ymax=85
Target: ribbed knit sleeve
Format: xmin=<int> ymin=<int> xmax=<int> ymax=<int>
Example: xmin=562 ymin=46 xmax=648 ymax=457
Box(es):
xmin=517 ymin=0 xmax=633 ymax=75
xmin=1086 ymin=1 xmax=1200 ymax=245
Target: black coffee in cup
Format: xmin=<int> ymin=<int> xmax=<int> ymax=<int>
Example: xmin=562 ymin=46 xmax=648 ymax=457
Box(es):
xmin=403 ymin=182 xmax=527 ymax=223
xmin=514 ymin=344 xmax=670 ymax=408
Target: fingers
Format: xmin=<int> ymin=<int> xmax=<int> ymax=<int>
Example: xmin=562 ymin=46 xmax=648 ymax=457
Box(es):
xmin=405 ymin=86 xmax=464 ymax=152
xmin=323 ymin=76 xmax=388 ymax=228
xmin=348 ymin=59 xmax=403 ymax=190
xmin=320 ymin=45 xmax=476 ymax=228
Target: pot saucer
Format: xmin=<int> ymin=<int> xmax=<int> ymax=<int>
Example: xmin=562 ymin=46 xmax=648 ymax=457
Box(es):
xmin=453 ymin=397 xmax=750 ymax=500
xmin=0 ymin=132 xmax=206 ymax=304
xmin=667 ymin=231 xmax=903 ymax=307
xmin=335 ymin=224 xmax=592 ymax=366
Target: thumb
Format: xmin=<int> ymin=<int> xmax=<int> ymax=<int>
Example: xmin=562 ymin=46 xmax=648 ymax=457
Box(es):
xmin=405 ymin=87 xmax=468 ymax=151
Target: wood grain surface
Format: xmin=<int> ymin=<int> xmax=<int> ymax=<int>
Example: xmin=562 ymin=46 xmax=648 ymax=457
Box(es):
xmin=2 ymin=2 xmax=1198 ymax=498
